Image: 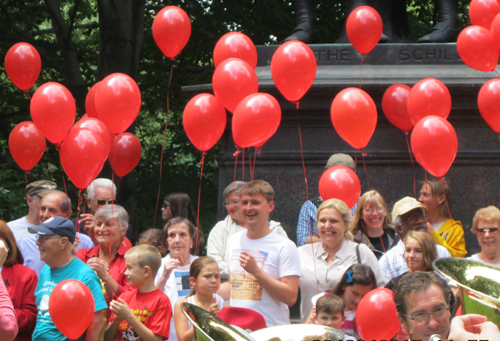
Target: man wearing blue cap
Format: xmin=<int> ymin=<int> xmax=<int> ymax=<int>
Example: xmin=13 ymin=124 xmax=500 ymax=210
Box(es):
xmin=29 ymin=216 xmax=107 ymax=341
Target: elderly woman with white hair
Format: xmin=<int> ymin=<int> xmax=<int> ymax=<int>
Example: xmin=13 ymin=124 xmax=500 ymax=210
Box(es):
xmin=76 ymin=204 xmax=133 ymax=319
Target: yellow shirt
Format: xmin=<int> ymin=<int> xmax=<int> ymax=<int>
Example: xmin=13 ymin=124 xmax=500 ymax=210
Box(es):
xmin=431 ymin=219 xmax=467 ymax=258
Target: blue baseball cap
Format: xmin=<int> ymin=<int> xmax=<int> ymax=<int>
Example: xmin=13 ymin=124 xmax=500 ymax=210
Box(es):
xmin=28 ymin=216 xmax=76 ymax=244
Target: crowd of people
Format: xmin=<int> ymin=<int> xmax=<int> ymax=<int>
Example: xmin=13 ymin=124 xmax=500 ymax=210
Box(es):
xmin=1 ymin=157 xmax=500 ymax=340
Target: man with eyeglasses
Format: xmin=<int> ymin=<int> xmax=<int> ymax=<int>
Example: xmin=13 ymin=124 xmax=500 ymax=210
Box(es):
xmin=378 ymin=197 xmax=451 ymax=282
xmin=394 ymin=271 xmax=454 ymax=341
xmin=29 ymin=216 xmax=107 ymax=340
xmin=18 ymin=190 xmax=94 ymax=276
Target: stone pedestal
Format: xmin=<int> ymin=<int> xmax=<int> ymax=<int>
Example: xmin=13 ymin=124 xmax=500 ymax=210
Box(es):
xmin=183 ymin=43 xmax=500 ymax=256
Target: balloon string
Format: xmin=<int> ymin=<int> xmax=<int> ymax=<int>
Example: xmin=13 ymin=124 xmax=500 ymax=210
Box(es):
xmin=253 ymin=148 xmax=258 ymax=177
xmin=359 ymin=55 xmax=365 ymax=88
xmin=153 ymin=63 xmax=174 ymax=228
xmin=241 ymin=148 xmax=245 ymax=181
xmin=405 ymin=131 xmax=417 ymax=197
xmin=24 ymin=171 xmax=28 ymax=188
xmin=440 ymin=177 xmax=453 ymax=222
xmin=360 ymin=148 xmax=370 ymax=191
xmin=296 ymin=107 xmax=318 ymax=294
xmin=24 ymin=90 xmax=31 ymax=101
xmin=76 ymin=189 xmax=82 ymax=233
xmin=354 ymin=152 xmax=358 ymax=173
xmin=195 ymin=152 xmax=206 ymax=255
xmin=248 ymin=148 xmax=254 ymax=180
xmin=495 ymin=69 xmax=500 ymax=77
xmin=45 ymin=148 xmax=54 ymax=180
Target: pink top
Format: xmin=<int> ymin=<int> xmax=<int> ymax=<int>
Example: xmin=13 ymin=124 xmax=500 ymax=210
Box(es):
xmin=0 ymin=273 xmax=18 ymax=341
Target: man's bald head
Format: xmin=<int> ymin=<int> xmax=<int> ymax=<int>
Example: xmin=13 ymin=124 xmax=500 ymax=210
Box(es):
xmin=40 ymin=190 xmax=72 ymax=222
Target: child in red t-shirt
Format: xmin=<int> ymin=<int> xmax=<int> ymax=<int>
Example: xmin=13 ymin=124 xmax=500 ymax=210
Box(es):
xmin=104 ymin=245 xmax=172 ymax=341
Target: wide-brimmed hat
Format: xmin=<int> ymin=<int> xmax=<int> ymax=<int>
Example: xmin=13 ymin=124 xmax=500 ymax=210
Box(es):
xmin=392 ymin=196 xmax=426 ymax=222
xmin=217 ymin=307 xmax=267 ymax=332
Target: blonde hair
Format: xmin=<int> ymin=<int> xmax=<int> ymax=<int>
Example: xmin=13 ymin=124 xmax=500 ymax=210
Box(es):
xmin=472 ymin=206 xmax=500 ymax=234
xmin=316 ymin=198 xmax=353 ymax=241
xmin=404 ymin=230 xmax=437 ymax=271
xmin=350 ymin=190 xmax=393 ymax=235
xmin=125 ymin=245 xmax=162 ymax=276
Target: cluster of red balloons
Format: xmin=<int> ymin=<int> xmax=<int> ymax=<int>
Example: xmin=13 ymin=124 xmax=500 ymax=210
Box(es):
xmin=457 ymin=0 xmax=500 ymax=72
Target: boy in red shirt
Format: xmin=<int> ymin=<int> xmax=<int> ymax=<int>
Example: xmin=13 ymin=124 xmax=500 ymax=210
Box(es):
xmin=105 ymin=245 xmax=172 ymax=341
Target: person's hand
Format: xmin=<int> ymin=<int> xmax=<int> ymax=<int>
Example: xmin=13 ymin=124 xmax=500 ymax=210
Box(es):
xmin=72 ymin=233 xmax=81 ymax=254
xmin=426 ymin=222 xmax=434 ymax=234
xmin=80 ymin=213 xmax=95 ymax=236
xmin=0 ymin=240 xmax=8 ymax=268
xmin=87 ymin=256 xmax=108 ymax=280
xmin=208 ymin=302 xmax=221 ymax=315
xmin=109 ymin=298 xmax=132 ymax=323
xmin=448 ymin=314 xmax=500 ymax=341
xmin=239 ymin=251 xmax=261 ymax=276
xmin=162 ymin=258 xmax=180 ymax=278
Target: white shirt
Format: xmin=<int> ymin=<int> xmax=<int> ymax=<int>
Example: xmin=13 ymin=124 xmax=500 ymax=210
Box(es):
xmin=7 ymin=216 xmax=33 ymax=241
xmin=298 ymin=240 xmax=387 ymax=322
xmin=225 ymin=230 xmax=300 ymax=327
xmin=155 ymin=253 xmax=198 ymax=341
xmin=207 ymin=216 xmax=288 ymax=273
xmin=468 ymin=253 xmax=500 ymax=268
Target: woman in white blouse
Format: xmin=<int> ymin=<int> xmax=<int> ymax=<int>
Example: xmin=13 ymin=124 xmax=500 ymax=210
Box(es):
xmin=298 ymin=198 xmax=386 ymax=322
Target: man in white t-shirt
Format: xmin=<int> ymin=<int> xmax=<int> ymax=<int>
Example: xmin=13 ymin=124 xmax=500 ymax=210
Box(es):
xmin=7 ymin=180 xmax=57 ymax=241
xmin=220 ymin=180 xmax=301 ymax=327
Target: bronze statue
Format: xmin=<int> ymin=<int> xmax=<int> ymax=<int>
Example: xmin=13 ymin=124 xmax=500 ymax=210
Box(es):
xmin=285 ymin=0 xmax=460 ymax=43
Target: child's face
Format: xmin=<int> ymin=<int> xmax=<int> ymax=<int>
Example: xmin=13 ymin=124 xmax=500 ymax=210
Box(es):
xmin=124 ymin=256 xmax=146 ymax=287
xmin=190 ymin=263 xmax=221 ymax=295
xmin=343 ymin=284 xmax=373 ymax=311
xmin=316 ymin=310 xmax=345 ymax=329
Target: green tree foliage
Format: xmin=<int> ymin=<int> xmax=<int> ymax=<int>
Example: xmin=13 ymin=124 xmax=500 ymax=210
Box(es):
xmin=0 ymin=0 xmax=470 ymax=242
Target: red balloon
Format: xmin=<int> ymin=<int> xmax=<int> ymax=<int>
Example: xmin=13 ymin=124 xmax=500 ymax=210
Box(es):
xmin=108 ymin=133 xmax=142 ymax=177
xmin=213 ymin=58 xmax=258 ymax=113
xmin=183 ymin=94 xmax=227 ymax=151
xmin=382 ymin=84 xmax=413 ymax=131
xmin=469 ymin=0 xmax=500 ymax=29
xmin=318 ymin=166 xmax=361 ymax=209
xmin=5 ymin=43 xmax=41 ymax=91
xmin=457 ymin=26 xmax=499 ymax=72
xmin=411 ymin=115 xmax=458 ymax=177
xmin=346 ymin=6 xmax=383 ymax=55
xmin=95 ymin=73 xmax=141 ymax=134
xmin=491 ymin=14 xmax=500 ymax=50
xmin=330 ymin=87 xmax=377 ymax=149
xmin=478 ymin=78 xmax=500 ymax=132
xmin=71 ymin=117 xmax=113 ymax=157
xmin=60 ymin=129 xmax=106 ymax=189
xmin=30 ymin=82 xmax=76 ymax=144
xmin=48 ymin=279 xmax=95 ymax=339
xmin=9 ymin=122 xmax=46 ymax=171
xmin=407 ymin=78 xmax=451 ymax=125
xmin=232 ymin=93 xmax=281 ymax=148
xmin=214 ymin=32 xmax=257 ymax=69
xmin=85 ymin=82 xmax=101 ymax=119
xmin=357 ymin=289 xmax=401 ymax=341
xmin=270 ymin=40 xmax=317 ymax=103
xmin=152 ymin=6 xmax=191 ymax=60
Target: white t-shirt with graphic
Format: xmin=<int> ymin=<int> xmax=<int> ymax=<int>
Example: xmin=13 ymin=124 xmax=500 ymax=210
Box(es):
xmin=225 ymin=230 xmax=301 ymax=327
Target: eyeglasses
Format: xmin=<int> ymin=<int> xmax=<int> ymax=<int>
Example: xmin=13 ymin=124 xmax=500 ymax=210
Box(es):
xmin=162 ymin=202 xmax=169 ymax=209
xmin=477 ymin=228 xmax=500 ymax=234
xmin=401 ymin=212 xmax=426 ymax=225
xmin=35 ymin=235 xmax=62 ymax=243
xmin=401 ymin=306 xmax=449 ymax=325
xmin=363 ymin=206 xmax=385 ymax=214
xmin=94 ymin=199 xmax=114 ymax=206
